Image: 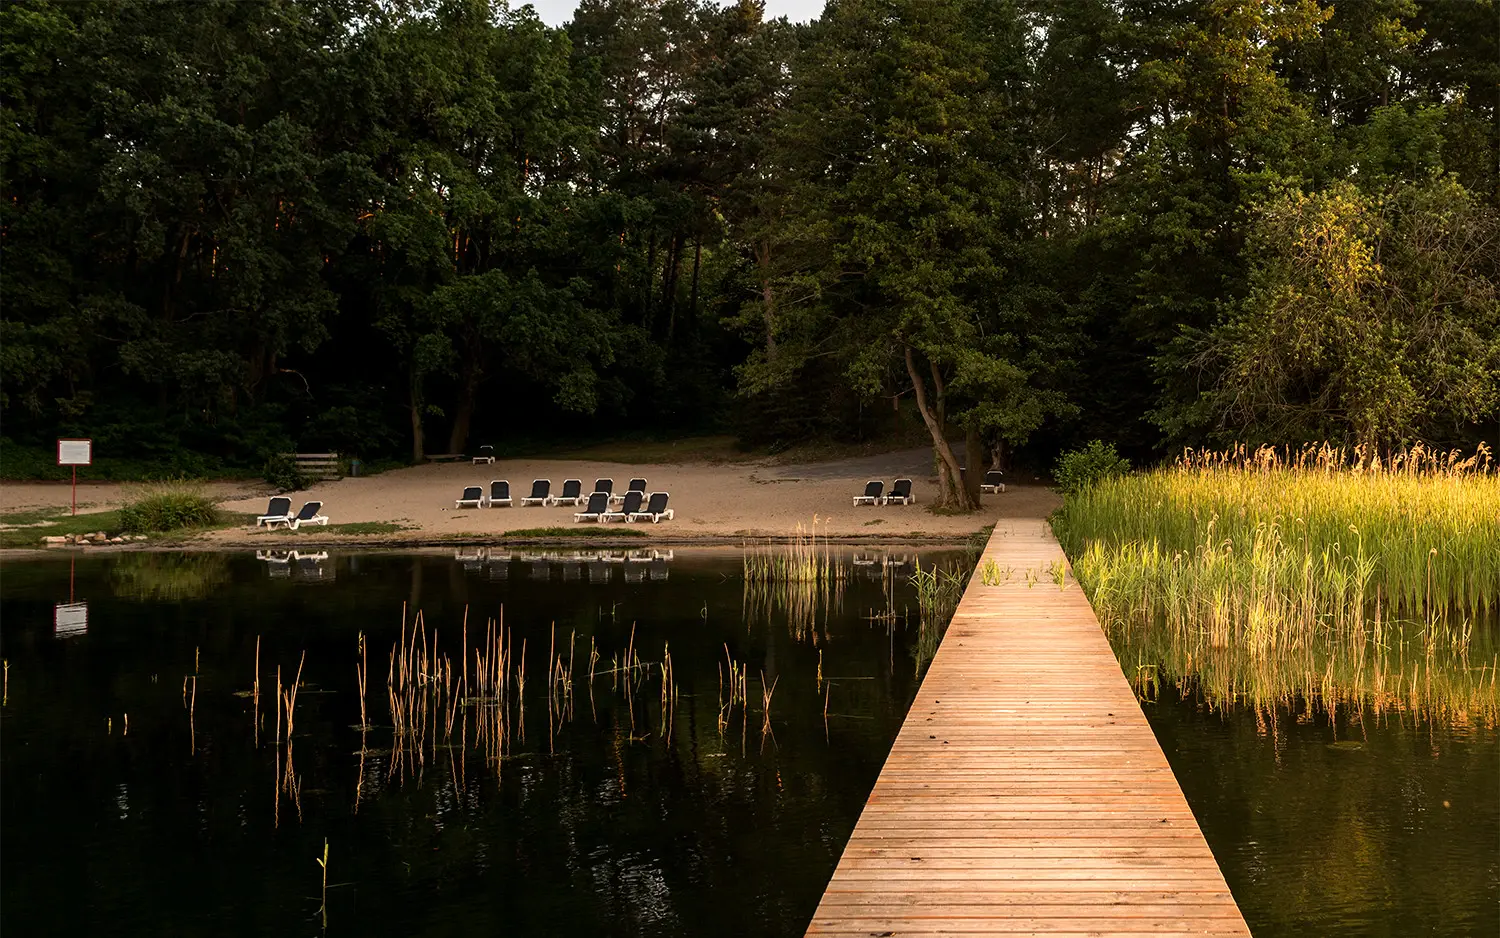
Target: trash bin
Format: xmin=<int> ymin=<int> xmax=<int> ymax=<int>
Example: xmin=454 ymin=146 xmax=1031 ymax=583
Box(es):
xmin=349 ymin=459 xmax=362 ymax=477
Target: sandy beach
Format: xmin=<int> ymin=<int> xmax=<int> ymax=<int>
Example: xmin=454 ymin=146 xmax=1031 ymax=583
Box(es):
xmin=1 ymin=447 xmax=1059 ymax=546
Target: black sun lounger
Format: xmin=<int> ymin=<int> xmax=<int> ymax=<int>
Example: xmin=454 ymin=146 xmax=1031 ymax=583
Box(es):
xmin=257 ymin=497 xmax=294 ymax=527
xmin=287 ymin=501 xmax=328 ymax=530
xmin=883 ymin=478 xmax=914 ymax=505
xmin=612 ymin=478 xmax=647 ymax=507
xmin=520 ymin=480 xmax=551 ymax=506
xmin=455 ymin=486 xmax=484 ymax=509
xmin=628 ymin=491 xmax=674 ymax=523
xmin=574 ymin=491 xmax=609 ymax=522
xmin=489 ymin=480 xmax=512 ymax=506
xmin=852 ymin=480 xmax=883 ymax=506
xmin=603 ymin=490 xmax=643 ymax=522
xmin=980 ymin=470 xmax=1006 ymax=494
xmin=549 ymin=479 xmax=584 ymax=507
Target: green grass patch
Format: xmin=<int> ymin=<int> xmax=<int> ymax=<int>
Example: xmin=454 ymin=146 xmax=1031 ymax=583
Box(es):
xmin=0 ymin=509 xmax=125 ymax=548
xmin=1 ymin=493 xmax=250 ymax=548
xmin=0 ymin=507 xmax=79 ymax=526
xmin=500 ymin=526 xmax=648 ymax=539
xmin=262 ymin=521 xmax=414 ymax=535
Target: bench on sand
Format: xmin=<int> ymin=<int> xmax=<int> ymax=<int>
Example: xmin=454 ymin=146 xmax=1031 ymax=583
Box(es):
xmin=284 ymin=453 xmax=342 ymax=480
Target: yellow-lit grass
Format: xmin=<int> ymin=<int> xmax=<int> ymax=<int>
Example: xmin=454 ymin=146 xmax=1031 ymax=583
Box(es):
xmin=1055 ymin=443 xmax=1499 ymax=723
xmin=1055 ymin=443 xmax=1498 ymax=622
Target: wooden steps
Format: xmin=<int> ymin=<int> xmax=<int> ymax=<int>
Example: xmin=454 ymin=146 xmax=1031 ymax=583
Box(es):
xmin=805 ymin=518 xmax=1250 ymax=937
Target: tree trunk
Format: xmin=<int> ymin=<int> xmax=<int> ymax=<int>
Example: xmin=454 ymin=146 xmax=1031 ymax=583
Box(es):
xmin=755 ymin=239 xmax=776 ymax=356
xmin=408 ymin=369 xmax=425 ymax=464
xmin=447 ymin=346 xmax=481 ymax=454
xmin=643 ymin=232 xmax=657 ymax=331
xmin=990 ymin=439 xmax=1007 ymax=471
xmin=688 ymin=238 xmax=702 ymax=321
xmin=663 ymin=232 xmax=681 ymax=342
xmin=963 ymin=424 xmax=984 ymax=507
xmin=905 ymin=347 xmax=974 ymax=510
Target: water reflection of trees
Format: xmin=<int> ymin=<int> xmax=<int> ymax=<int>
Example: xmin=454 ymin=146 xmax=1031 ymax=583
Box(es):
xmin=110 ymin=552 xmax=231 ymax=601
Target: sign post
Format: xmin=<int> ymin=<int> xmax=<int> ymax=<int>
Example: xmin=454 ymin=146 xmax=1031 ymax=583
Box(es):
xmin=57 ymin=439 xmax=92 ymax=516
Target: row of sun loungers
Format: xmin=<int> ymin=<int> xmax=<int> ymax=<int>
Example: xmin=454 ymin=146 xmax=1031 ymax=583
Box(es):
xmin=852 ymin=471 xmax=1005 ymax=505
xmin=852 ymin=479 xmax=915 ymax=506
xmin=456 ymin=478 xmax=674 ymax=523
xmin=572 ymin=491 xmax=673 ymax=523
xmin=255 ymin=497 xmax=329 ymax=529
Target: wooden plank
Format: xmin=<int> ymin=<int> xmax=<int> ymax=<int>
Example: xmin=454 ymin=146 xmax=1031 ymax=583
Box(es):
xmin=806 ymin=519 xmax=1250 ymax=937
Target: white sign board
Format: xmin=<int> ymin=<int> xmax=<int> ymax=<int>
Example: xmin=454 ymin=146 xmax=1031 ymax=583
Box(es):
xmin=55 ymin=602 xmax=88 ymax=637
xmin=58 ymin=439 xmax=93 ymax=466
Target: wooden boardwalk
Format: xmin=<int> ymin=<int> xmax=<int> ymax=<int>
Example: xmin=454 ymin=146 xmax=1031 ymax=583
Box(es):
xmin=806 ymin=519 xmax=1250 ymax=937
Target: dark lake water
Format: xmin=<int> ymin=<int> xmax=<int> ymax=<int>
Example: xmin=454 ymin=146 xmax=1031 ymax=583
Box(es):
xmin=0 ymin=548 xmax=961 ymax=938
xmin=1147 ymin=686 xmax=1498 ymax=936
xmin=3 ymin=549 xmax=1495 ymax=936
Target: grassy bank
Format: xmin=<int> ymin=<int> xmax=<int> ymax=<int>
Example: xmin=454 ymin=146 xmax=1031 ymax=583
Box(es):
xmin=1 ymin=483 xmax=246 ymax=548
xmin=1053 ymin=444 xmax=1499 ymax=722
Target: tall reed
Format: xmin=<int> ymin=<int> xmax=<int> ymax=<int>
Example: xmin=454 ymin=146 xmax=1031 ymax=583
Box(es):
xmin=743 ymin=518 xmax=848 ymax=640
xmin=1054 ymin=443 xmax=1500 ymax=723
xmin=1055 ymin=443 xmax=1498 ymax=618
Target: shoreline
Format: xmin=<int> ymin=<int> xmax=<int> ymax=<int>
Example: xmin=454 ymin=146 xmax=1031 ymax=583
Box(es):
xmin=0 ymin=529 xmax=984 ymax=560
xmin=2 ymin=446 xmax=1056 ymax=554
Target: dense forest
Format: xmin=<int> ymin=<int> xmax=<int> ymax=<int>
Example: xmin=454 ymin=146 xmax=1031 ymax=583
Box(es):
xmin=3 ymin=0 xmax=1496 ymax=503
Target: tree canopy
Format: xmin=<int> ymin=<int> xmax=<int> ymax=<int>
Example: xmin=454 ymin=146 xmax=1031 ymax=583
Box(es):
xmin=2 ymin=0 xmax=1495 ymax=494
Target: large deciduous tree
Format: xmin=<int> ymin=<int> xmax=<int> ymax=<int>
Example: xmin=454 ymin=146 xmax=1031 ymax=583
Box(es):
xmin=1163 ymin=178 xmax=1499 ymax=447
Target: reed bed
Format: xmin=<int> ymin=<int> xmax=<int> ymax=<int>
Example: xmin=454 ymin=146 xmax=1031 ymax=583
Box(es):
xmin=372 ymin=606 xmax=683 ymax=785
xmin=1054 ymin=443 xmax=1500 ymax=723
xmin=742 ymin=519 xmax=849 ymax=641
xmin=742 ymin=518 xmax=847 ymax=583
xmin=907 ymin=562 xmax=970 ymax=677
xmin=1055 ymin=443 xmax=1498 ymax=619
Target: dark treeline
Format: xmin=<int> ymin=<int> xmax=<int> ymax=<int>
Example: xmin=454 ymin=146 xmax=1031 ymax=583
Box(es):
xmin=3 ymin=0 xmax=1496 ymax=504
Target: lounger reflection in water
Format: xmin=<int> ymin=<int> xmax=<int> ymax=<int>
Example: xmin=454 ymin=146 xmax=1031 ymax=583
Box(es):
xmin=258 ymin=549 xmax=328 ymax=577
xmin=574 ymin=492 xmax=609 ymax=522
xmin=627 ymin=492 xmax=673 ymax=523
xmin=256 ymin=497 xmax=294 ymax=527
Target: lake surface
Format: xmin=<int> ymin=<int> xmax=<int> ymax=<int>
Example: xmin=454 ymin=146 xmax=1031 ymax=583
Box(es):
xmin=3 ymin=549 xmax=1495 ymax=936
xmin=1146 ymin=685 xmax=1498 ymax=936
xmin=0 ymin=548 xmax=962 ymax=938
xmin=1125 ymin=623 xmax=1500 ymax=937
